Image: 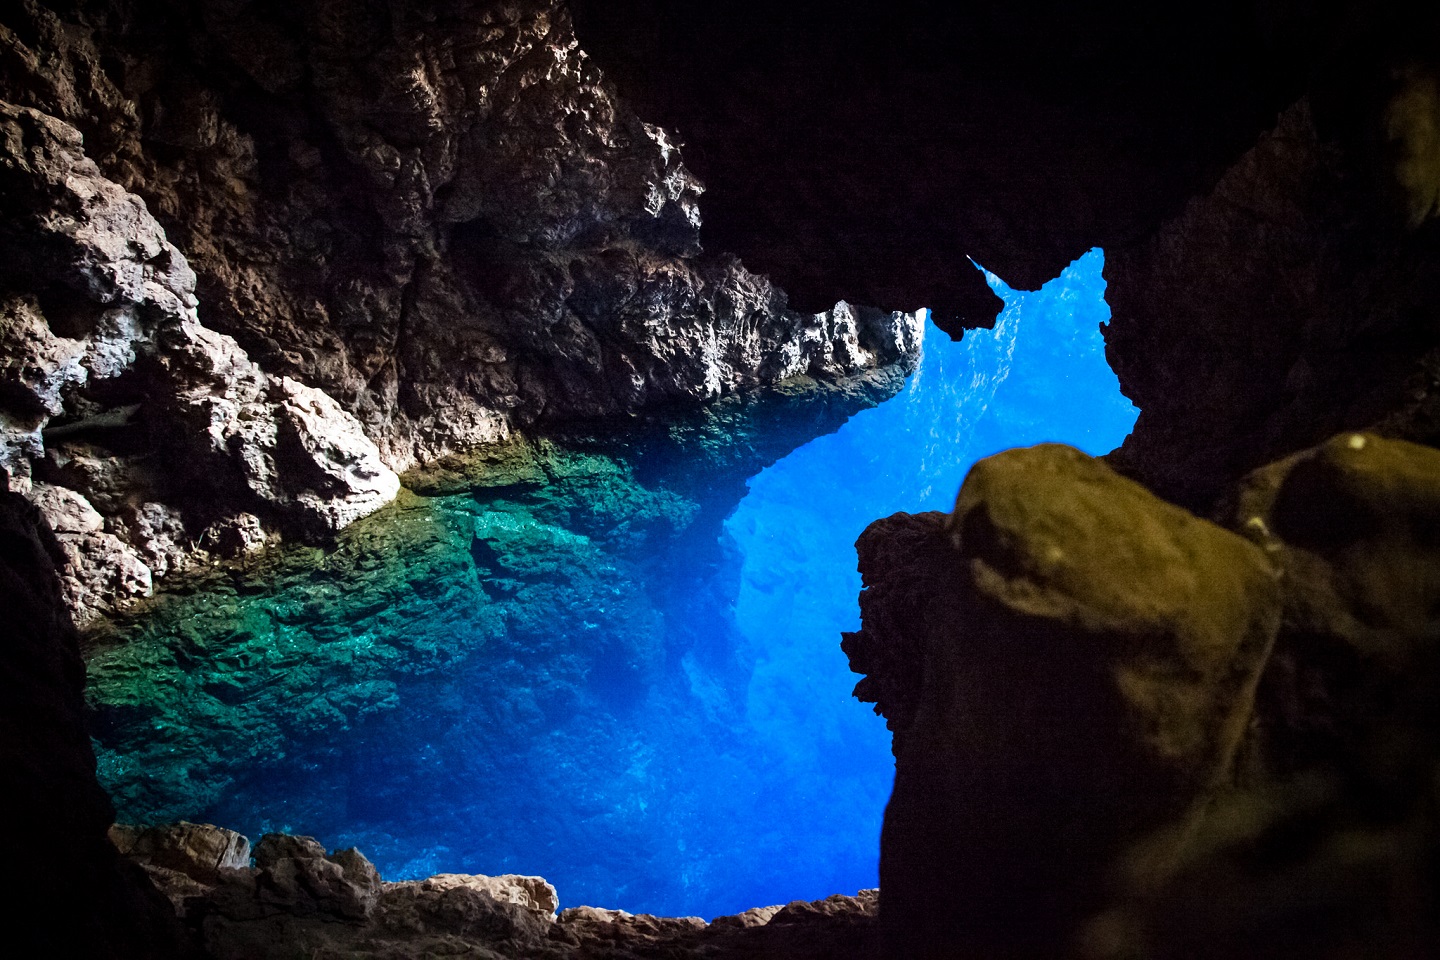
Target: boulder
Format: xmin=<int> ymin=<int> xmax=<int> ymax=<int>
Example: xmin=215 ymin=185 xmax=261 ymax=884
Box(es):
xmin=853 ymin=444 xmax=1283 ymax=958
xmin=110 ymin=821 xmax=251 ymax=885
xmin=403 ymin=873 xmax=560 ymax=917
xmin=252 ymin=833 xmax=382 ymax=921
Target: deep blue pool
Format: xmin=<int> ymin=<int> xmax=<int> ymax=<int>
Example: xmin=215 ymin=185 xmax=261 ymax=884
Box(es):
xmin=90 ymin=247 xmax=1137 ymax=919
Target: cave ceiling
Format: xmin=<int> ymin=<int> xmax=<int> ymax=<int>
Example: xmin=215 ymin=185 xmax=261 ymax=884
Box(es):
xmin=569 ymin=0 xmax=1419 ymax=332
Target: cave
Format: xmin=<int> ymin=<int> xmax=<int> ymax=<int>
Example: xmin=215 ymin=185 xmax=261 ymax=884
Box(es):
xmin=1 ymin=1 xmax=1438 ymax=959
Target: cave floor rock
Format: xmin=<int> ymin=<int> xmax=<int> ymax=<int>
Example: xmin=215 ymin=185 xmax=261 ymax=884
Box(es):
xmin=121 ymin=822 xmax=880 ymax=960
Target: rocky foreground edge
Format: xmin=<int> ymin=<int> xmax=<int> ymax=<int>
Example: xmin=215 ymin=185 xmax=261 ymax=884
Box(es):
xmin=846 ymin=432 xmax=1440 ymax=959
xmin=110 ymin=820 xmax=879 ymax=960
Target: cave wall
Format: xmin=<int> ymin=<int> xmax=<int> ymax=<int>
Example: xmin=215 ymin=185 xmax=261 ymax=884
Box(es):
xmin=0 ymin=0 xmax=918 ymax=625
xmin=3 ymin=0 xmax=1440 ymax=957
xmin=1106 ymin=96 xmax=1440 ymax=512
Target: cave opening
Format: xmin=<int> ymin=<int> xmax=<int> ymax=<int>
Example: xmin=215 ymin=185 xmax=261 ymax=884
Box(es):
xmin=85 ymin=248 xmax=1137 ymax=920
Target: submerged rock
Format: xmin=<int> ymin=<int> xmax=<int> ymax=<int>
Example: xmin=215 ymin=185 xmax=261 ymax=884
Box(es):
xmin=86 ymin=374 xmax=905 ymax=914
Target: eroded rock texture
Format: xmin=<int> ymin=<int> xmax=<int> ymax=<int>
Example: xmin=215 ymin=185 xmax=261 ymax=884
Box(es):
xmin=1106 ymin=99 xmax=1440 ymax=512
xmin=118 ymin=822 xmax=879 ymax=960
xmin=0 ymin=0 xmax=921 ymax=623
xmin=0 ymin=94 xmax=400 ymax=624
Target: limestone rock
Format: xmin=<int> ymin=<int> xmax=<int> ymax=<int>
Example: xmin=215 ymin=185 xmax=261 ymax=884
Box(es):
xmin=110 ymin=821 xmax=251 ymax=885
xmin=113 ymin=825 xmax=876 ymax=959
xmin=1231 ymin=432 xmax=1440 ymax=657
xmin=111 ymin=821 xmax=253 ymax=914
xmin=27 ymin=481 xmax=152 ymax=625
xmin=0 ymin=98 xmax=403 ymax=622
xmin=0 ymin=2 xmax=920 ymax=629
xmin=252 ymin=833 xmax=382 ymax=921
xmin=843 ymin=510 xmax=956 ymax=757
xmin=401 ymin=873 xmax=560 ymax=918
xmin=711 ymin=903 xmax=784 ymax=928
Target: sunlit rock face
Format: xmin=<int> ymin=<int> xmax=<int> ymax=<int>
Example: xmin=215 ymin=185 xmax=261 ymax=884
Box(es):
xmin=0 ymin=0 xmax=920 ymax=624
xmin=0 ymin=102 xmax=400 ymax=627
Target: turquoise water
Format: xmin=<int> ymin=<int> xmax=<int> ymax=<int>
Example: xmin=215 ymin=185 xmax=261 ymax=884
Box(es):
xmin=90 ymin=247 xmax=1136 ymax=919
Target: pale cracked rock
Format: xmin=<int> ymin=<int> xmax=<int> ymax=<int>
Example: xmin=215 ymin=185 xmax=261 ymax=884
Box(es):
xmin=110 ymin=821 xmax=251 ymax=886
xmin=393 ymin=873 xmax=560 ymax=918
xmin=27 ymin=481 xmax=151 ymax=624
xmin=0 ymin=98 xmax=402 ymax=621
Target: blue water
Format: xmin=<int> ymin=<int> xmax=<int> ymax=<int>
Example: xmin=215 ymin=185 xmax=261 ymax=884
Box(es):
xmin=717 ymin=246 xmax=1138 ymax=906
xmin=91 ymin=247 xmax=1136 ymax=920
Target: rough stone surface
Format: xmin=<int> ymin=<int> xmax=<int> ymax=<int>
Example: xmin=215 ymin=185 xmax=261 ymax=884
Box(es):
xmin=850 ymin=433 xmax=1440 ymax=959
xmin=110 ymin=822 xmax=251 ymax=885
xmin=393 ymin=873 xmax=560 ymax=918
xmin=122 ymin=826 xmax=879 ymax=960
xmin=251 ymin=833 xmax=383 ymax=920
xmin=0 ymin=97 xmax=401 ymax=623
xmin=849 ymin=445 xmax=1283 ymax=958
xmin=0 ymin=0 xmax=921 ymax=625
xmin=1080 ymin=432 xmax=1440 ymax=959
xmin=1105 ymin=100 xmax=1440 ymax=512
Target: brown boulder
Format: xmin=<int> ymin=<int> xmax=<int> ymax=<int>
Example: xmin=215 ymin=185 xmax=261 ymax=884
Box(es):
xmin=860 ymin=444 xmax=1282 ymax=958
